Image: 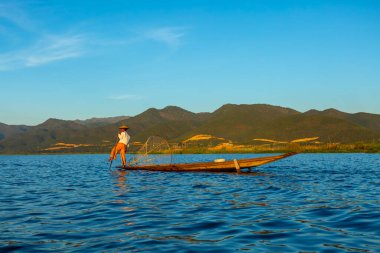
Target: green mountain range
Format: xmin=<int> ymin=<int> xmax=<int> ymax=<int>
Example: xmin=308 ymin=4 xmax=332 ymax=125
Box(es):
xmin=1 ymin=104 xmax=380 ymax=154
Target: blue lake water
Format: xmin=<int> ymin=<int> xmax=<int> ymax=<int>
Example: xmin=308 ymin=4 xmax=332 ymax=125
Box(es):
xmin=1 ymin=153 xmax=379 ymax=252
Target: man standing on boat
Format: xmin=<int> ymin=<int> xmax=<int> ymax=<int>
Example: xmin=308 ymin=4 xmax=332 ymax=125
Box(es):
xmin=108 ymin=125 xmax=130 ymax=167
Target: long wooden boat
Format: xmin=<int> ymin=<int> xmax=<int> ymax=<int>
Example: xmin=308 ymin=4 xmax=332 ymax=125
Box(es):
xmin=117 ymin=152 xmax=297 ymax=172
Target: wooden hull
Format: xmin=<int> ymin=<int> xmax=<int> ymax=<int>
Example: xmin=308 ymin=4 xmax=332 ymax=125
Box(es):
xmin=117 ymin=152 xmax=297 ymax=172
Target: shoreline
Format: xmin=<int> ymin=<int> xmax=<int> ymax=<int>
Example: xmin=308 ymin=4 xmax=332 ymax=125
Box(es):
xmin=1 ymin=149 xmax=379 ymax=156
xmin=1 ymin=142 xmax=380 ymax=155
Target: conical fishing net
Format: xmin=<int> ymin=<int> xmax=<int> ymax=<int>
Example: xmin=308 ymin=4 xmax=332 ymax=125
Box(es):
xmin=128 ymin=136 xmax=173 ymax=166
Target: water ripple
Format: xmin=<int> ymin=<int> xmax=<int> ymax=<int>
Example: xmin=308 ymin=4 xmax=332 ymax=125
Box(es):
xmin=0 ymin=153 xmax=379 ymax=252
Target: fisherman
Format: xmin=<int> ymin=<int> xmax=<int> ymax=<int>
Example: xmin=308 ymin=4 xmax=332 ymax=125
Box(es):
xmin=108 ymin=125 xmax=130 ymax=167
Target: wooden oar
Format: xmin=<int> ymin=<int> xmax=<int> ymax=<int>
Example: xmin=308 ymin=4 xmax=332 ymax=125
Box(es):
xmin=108 ymin=156 xmax=114 ymax=171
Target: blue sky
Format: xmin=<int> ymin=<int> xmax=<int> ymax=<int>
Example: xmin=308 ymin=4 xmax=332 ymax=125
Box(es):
xmin=1 ymin=0 xmax=379 ymax=125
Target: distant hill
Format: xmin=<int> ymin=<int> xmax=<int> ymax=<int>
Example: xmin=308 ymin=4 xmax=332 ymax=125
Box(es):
xmin=0 ymin=123 xmax=30 ymax=141
xmin=121 ymin=106 xmax=208 ymax=141
xmin=1 ymin=104 xmax=379 ymax=154
xmin=304 ymin=109 xmax=380 ymax=133
xmin=74 ymin=116 xmax=130 ymax=127
xmin=185 ymin=104 xmax=300 ymax=143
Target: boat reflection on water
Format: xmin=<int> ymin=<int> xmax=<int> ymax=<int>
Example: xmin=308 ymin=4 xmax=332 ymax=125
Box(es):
xmin=110 ymin=170 xmax=136 ymax=227
xmin=116 ymin=170 xmax=128 ymax=189
xmin=111 ymin=169 xmax=129 ymax=194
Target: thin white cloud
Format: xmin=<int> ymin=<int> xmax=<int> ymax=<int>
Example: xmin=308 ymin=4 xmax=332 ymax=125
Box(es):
xmin=94 ymin=26 xmax=187 ymax=49
xmin=144 ymin=27 xmax=186 ymax=47
xmin=108 ymin=94 xmax=144 ymax=100
xmin=0 ymin=2 xmax=34 ymax=31
xmin=0 ymin=34 xmax=85 ymax=71
xmin=26 ymin=35 xmax=85 ymax=66
xmin=0 ymin=2 xmax=86 ymax=71
xmin=0 ymin=2 xmax=188 ymax=71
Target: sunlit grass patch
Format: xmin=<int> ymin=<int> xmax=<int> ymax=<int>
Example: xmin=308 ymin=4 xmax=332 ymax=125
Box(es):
xmin=184 ymin=134 xmax=226 ymax=142
xmin=253 ymin=138 xmax=288 ymax=144
xmin=43 ymin=142 xmax=93 ymax=151
xmin=290 ymin=137 xmax=319 ymax=143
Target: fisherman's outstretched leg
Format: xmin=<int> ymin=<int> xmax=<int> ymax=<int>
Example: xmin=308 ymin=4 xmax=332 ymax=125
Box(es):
xmin=120 ymin=145 xmax=126 ymax=167
xmin=109 ymin=146 xmax=117 ymax=161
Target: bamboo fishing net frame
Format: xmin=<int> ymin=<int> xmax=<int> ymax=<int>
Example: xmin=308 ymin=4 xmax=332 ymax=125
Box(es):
xmin=128 ymin=136 xmax=173 ymax=166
